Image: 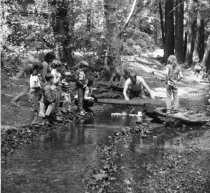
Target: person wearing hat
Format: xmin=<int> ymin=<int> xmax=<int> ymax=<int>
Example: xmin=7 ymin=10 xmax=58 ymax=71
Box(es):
xmin=123 ymin=73 xmax=155 ymax=101
xmin=60 ymin=71 xmax=72 ymax=113
xmin=75 ymin=60 xmax=89 ymax=115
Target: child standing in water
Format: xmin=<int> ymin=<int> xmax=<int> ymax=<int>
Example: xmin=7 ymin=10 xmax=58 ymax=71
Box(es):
xmin=165 ymin=55 xmax=183 ymax=114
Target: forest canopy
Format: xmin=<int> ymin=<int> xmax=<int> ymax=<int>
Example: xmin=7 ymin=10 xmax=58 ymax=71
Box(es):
xmin=0 ymin=0 xmax=210 ymax=78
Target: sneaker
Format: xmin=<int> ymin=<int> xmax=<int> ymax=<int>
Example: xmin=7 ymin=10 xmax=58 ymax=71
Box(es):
xmin=79 ymin=110 xmax=86 ymax=116
xmin=55 ymin=116 xmax=63 ymax=122
xmin=39 ymin=112 xmax=45 ymax=118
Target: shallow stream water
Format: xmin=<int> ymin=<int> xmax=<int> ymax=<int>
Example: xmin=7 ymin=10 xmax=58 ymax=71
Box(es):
xmin=2 ymin=97 xmax=210 ymax=193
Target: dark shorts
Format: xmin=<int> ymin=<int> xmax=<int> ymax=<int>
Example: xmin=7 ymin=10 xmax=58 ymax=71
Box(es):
xmin=127 ymin=89 xmax=147 ymax=99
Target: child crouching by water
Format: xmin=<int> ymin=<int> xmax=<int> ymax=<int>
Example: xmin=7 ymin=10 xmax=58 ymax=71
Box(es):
xmin=165 ymin=55 xmax=183 ymax=114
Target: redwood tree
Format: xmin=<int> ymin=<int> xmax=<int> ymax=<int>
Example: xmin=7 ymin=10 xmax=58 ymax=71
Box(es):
xmin=164 ymin=0 xmax=174 ymax=60
xmin=159 ymin=0 xmax=165 ymax=46
xmin=50 ymin=0 xmax=74 ymax=65
xmin=185 ymin=0 xmax=197 ymax=66
xmin=196 ymin=7 xmax=205 ymax=62
xmin=175 ymin=0 xmax=184 ymax=63
xmin=202 ymin=35 xmax=210 ymax=72
xmin=103 ymin=0 xmax=124 ymax=84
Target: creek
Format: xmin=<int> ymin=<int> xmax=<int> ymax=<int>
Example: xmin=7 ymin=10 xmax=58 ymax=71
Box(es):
xmin=2 ymin=97 xmax=210 ymax=193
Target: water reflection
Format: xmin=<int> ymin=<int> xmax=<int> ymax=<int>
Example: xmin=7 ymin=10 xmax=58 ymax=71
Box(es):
xmin=2 ymin=105 xmax=210 ymax=193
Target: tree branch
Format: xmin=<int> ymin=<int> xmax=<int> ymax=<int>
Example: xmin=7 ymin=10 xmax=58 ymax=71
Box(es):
xmin=118 ymin=0 xmax=138 ymax=37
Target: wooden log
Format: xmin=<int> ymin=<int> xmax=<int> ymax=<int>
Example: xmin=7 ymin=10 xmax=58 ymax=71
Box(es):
xmin=97 ymin=98 xmax=165 ymax=107
xmin=153 ymin=108 xmax=209 ymax=126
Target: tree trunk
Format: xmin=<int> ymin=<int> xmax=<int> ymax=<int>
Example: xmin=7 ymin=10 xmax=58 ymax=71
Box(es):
xmin=164 ymin=0 xmax=174 ymax=60
xmin=85 ymin=9 xmax=91 ymax=49
xmin=202 ymin=35 xmax=210 ymax=72
xmin=175 ymin=0 xmax=184 ymax=63
xmin=185 ymin=0 xmax=196 ymax=66
xmin=159 ymin=0 xmax=165 ymax=47
xmin=51 ymin=0 xmax=74 ymax=66
xmin=104 ymin=0 xmax=123 ymax=84
xmin=196 ymin=8 xmax=205 ymax=62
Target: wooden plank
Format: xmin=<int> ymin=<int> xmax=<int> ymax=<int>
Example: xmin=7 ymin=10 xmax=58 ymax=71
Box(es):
xmin=97 ymin=98 xmax=165 ymax=107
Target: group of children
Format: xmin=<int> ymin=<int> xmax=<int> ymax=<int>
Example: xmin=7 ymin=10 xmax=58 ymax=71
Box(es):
xmin=13 ymin=51 xmax=186 ymax=126
xmin=19 ymin=52 xmax=96 ymax=125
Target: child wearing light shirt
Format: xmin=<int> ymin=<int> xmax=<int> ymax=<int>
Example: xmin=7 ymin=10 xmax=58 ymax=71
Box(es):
xmin=165 ymin=55 xmax=183 ymax=113
xmin=29 ymin=64 xmax=42 ymax=125
xmin=50 ymin=60 xmax=63 ymax=121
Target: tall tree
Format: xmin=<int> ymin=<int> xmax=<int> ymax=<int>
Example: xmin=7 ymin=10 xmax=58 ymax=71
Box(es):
xmin=159 ymin=0 xmax=165 ymax=46
xmin=103 ymin=0 xmax=122 ymax=84
xmin=50 ymin=0 xmax=74 ymax=65
xmin=164 ymin=0 xmax=174 ymax=60
xmin=202 ymin=35 xmax=210 ymax=72
xmin=196 ymin=5 xmax=205 ymax=62
xmin=175 ymin=0 xmax=184 ymax=63
xmin=185 ymin=0 xmax=197 ymax=66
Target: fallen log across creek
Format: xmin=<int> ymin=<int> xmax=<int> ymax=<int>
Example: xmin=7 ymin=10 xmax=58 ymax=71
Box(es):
xmin=96 ymin=98 xmax=209 ymax=126
xmin=153 ymin=108 xmax=209 ymax=126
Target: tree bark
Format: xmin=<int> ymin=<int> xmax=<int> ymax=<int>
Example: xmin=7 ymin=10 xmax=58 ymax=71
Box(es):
xmin=202 ymin=35 xmax=210 ymax=72
xmin=196 ymin=8 xmax=205 ymax=62
xmin=175 ymin=0 xmax=184 ymax=63
xmin=159 ymin=0 xmax=165 ymax=46
xmin=185 ymin=0 xmax=197 ymax=66
xmin=85 ymin=9 xmax=91 ymax=49
xmin=164 ymin=0 xmax=174 ymax=60
xmin=104 ymin=0 xmax=123 ymax=84
xmin=50 ymin=0 xmax=74 ymax=65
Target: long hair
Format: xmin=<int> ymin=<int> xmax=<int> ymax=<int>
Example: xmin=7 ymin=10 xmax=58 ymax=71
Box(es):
xmin=167 ymin=55 xmax=178 ymax=69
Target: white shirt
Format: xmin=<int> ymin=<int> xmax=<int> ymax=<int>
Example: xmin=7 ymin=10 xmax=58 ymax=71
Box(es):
xmin=30 ymin=75 xmax=41 ymax=88
xmin=51 ymin=69 xmax=61 ymax=85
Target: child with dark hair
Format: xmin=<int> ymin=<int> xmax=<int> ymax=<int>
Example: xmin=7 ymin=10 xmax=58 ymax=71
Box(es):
xmin=39 ymin=52 xmax=55 ymax=117
xmin=42 ymin=52 xmax=55 ymax=82
xmin=165 ymin=55 xmax=183 ymax=113
xmin=29 ymin=64 xmax=43 ymax=125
